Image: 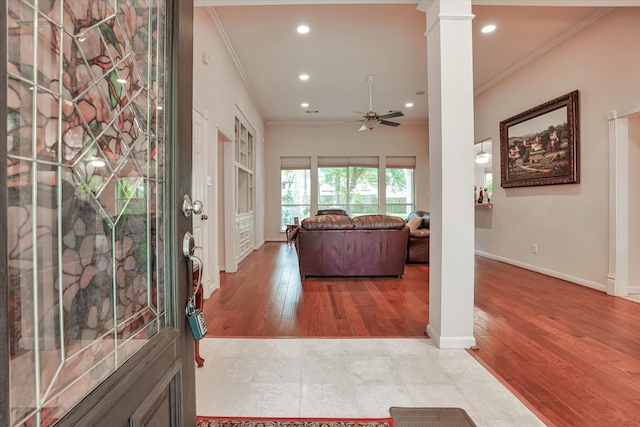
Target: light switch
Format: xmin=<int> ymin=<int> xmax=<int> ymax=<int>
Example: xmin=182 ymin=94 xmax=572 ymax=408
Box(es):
xmin=202 ymin=52 xmax=210 ymax=64
xmin=207 ymin=176 xmax=213 ymax=186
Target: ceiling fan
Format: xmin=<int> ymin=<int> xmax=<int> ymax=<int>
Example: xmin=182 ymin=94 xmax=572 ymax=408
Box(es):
xmin=344 ymin=75 xmax=404 ymax=131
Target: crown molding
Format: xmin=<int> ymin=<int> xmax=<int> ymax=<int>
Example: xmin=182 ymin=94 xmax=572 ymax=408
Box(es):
xmin=196 ymin=0 xmax=639 ymax=5
xmin=472 ymin=0 xmax=639 ymax=5
xmin=205 ymin=7 xmax=251 ymax=93
xmin=474 ymin=7 xmax=613 ymax=96
xmin=608 ymin=104 xmax=640 ymax=120
xmin=267 ymin=119 xmax=428 ymax=126
xmin=193 ymin=99 xmax=210 ymax=119
xmin=196 ymin=0 xmax=419 ymax=5
xmin=204 ymin=7 xmax=266 ymax=123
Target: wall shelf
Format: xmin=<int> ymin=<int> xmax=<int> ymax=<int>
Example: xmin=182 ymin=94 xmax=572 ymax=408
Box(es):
xmin=475 ymin=203 xmax=493 ymax=209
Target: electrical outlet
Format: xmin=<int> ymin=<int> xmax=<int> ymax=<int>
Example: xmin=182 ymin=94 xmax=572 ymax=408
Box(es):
xmin=532 ymin=244 xmax=538 ymax=254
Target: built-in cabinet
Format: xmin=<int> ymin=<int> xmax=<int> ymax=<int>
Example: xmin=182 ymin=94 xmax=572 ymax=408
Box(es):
xmin=236 ymin=213 xmax=253 ymax=263
xmin=234 ymin=115 xmax=255 ymax=264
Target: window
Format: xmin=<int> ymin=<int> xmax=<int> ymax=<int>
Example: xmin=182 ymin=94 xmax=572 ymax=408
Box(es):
xmin=385 ymin=156 xmax=416 ymax=217
xmin=484 ymin=172 xmax=493 ymax=197
xmin=386 ymin=168 xmax=414 ymax=217
xmin=281 ymin=157 xmax=311 ymax=230
xmin=318 ymin=157 xmax=378 ymax=216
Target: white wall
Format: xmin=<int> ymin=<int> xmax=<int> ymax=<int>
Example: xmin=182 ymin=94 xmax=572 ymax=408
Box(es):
xmin=474 ymin=8 xmax=640 ymax=289
xmin=265 ymin=122 xmax=429 ymax=240
xmin=629 ymin=113 xmax=640 ymax=289
xmin=193 ymin=8 xmax=267 ymax=270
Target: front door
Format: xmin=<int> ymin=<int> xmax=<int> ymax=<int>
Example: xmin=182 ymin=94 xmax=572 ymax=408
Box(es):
xmin=1 ymin=1 xmax=196 ymax=426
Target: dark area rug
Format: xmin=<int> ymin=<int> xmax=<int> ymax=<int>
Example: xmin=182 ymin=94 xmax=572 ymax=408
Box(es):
xmin=196 ymin=416 xmax=394 ymax=427
xmin=389 ymin=407 xmax=476 ymax=427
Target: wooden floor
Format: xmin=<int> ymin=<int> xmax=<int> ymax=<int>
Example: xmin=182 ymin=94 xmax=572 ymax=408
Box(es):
xmin=204 ymin=243 xmax=430 ymax=337
xmin=203 ymin=242 xmax=640 ymax=427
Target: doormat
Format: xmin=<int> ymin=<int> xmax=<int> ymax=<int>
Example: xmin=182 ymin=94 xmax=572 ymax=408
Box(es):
xmin=389 ymin=407 xmax=476 ymax=427
xmin=196 ymin=416 xmax=394 ymax=427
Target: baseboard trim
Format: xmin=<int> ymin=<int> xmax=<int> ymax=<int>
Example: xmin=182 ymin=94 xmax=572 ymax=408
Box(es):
xmin=475 ymin=250 xmax=606 ymax=292
xmin=254 ymin=240 xmax=265 ymax=250
xmin=427 ymin=325 xmax=477 ymax=349
xmin=629 ymin=286 xmax=640 ymax=294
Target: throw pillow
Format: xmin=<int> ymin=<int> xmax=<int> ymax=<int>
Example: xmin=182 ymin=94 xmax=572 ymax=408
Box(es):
xmin=407 ymin=216 xmax=422 ymax=231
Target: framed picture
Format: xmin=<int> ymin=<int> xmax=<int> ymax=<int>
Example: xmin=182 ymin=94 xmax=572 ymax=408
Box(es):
xmin=500 ymin=90 xmax=579 ymax=188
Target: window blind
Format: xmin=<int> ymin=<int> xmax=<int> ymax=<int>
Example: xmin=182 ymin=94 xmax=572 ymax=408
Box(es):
xmin=281 ymin=156 xmax=311 ymax=170
xmin=386 ymin=156 xmax=416 ymax=168
xmin=317 ymin=156 xmax=379 ymax=167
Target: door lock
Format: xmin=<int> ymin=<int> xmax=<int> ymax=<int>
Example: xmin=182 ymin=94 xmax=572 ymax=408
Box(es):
xmin=183 ymin=231 xmax=196 ymax=259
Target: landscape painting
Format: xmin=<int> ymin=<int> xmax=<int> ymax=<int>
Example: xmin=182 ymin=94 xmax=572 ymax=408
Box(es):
xmin=500 ymin=91 xmax=580 ymax=188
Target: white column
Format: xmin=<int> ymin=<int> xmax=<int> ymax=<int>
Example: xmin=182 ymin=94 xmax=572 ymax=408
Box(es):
xmin=419 ymin=0 xmax=476 ymax=348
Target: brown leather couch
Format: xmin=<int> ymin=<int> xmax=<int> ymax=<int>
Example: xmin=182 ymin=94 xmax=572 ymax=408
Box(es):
xmin=295 ymin=214 xmax=409 ymax=277
xmin=316 ymin=208 xmax=348 ymax=216
xmin=406 ymin=211 xmax=430 ymax=263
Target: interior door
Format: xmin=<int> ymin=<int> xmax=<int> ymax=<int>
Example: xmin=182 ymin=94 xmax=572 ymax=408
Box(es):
xmin=1 ymin=1 xmax=196 ymax=426
xmin=192 ymin=108 xmax=210 ymax=296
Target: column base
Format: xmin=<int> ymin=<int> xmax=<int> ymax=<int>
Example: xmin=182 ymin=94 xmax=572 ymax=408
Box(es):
xmin=427 ymin=324 xmax=476 ymax=349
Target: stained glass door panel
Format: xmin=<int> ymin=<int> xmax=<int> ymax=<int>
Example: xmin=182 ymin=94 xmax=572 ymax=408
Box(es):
xmin=6 ymin=1 xmax=171 ymax=425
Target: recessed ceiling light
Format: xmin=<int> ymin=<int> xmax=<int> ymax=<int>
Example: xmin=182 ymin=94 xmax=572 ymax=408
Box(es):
xmin=405 ymin=103 xmax=414 ymax=108
xmin=481 ymin=24 xmax=496 ymax=34
xmin=301 ymin=102 xmax=309 ymax=108
xmin=116 ymin=78 xmax=127 ymax=84
xmin=297 ymin=25 xmax=309 ymax=34
xmin=299 ymin=74 xmax=309 ymax=81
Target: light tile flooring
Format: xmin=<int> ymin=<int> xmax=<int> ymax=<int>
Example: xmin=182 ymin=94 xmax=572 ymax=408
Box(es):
xmin=195 ymin=338 xmax=545 ymax=427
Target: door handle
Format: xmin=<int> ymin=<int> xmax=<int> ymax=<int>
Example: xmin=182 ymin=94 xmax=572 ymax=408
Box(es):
xmin=183 ymin=194 xmax=204 ymax=217
xmin=201 ymin=215 xmax=208 ymax=221
xmin=183 ymin=232 xmax=207 ymax=343
xmin=183 ymin=231 xmax=204 ymax=287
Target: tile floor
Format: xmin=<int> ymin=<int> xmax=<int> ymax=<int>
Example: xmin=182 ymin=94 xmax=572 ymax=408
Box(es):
xmin=195 ymin=338 xmax=545 ymax=426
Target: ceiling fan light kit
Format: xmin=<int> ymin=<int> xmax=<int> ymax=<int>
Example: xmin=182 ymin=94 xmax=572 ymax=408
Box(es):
xmin=346 ymin=75 xmax=404 ymax=131
xmin=475 ymin=142 xmax=492 ymax=164
xmin=475 ymin=152 xmax=491 ymax=164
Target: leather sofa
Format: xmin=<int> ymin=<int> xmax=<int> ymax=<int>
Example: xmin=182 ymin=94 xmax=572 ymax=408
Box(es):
xmin=295 ymin=214 xmax=409 ymax=277
xmin=406 ymin=211 xmax=430 ymax=263
xmin=316 ymin=208 xmax=348 ymax=216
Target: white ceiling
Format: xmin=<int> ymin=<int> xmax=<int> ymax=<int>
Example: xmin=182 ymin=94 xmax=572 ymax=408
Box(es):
xmin=201 ymin=2 xmax=616 ymax=125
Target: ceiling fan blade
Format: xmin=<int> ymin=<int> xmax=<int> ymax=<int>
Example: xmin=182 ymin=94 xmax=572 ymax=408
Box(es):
xmin=380 ymin=120 xmax=401 ymax=127
xmin=339 ymin=119 xmax=365 ymax=124
xmin=379 ymin=111 xmax=404 ymax=120
xmin=354 ymin=111 xmax=366 ymax=115
xmin=358 ymin=124 xmax=367 ymax=132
